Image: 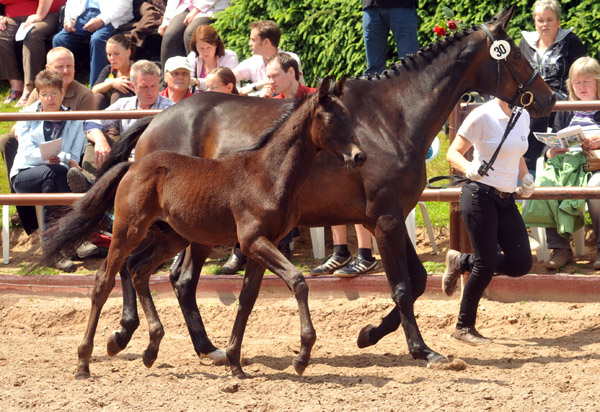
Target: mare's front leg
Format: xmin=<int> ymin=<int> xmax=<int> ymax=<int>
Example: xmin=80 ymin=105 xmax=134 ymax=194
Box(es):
xmin=245 ymin=236 xmax=316 ymax=376
xmin=226 ymin=258 xmax=265 ymax=379
xmin=361 ymin=214 xmax=445 ymax=365
xmin=170 ymin=243 xmax=226 ymax=365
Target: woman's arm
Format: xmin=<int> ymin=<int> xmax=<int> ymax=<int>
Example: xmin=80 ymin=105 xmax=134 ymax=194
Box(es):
xmin=446 ymin=134 xmax=473 ymax=174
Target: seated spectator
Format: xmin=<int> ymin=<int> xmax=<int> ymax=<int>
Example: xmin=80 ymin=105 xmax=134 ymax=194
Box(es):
xmin=92 ymin=33 xmax=135 ymax=110
xmin=0 ymin=46 xmax=94 ymax=235
xmin=186 ymin=24 xmax=237 ymax=92
xmin=526 ymin=56 xmax=600 ymax=270
xmin=263 ymin=52 xmax=315 ymax=99
xmin=52 ymin=0 xmax=134 ymax=85
xmin=126 ymin=0 xmax=165 ymax=48
xmin=233 ymin=20 xmax=303 ymax=96
xmin=205 ymin=66 xmax=238 ymax=94
xmin=10 ymin=70 xmax=86 ymax=272
xmin=158 ymin=0 xmax=229 ymax=73
xmin=161 ymin=55 xmax=193 ymax=102
xmin=67 ymin=59 xmax=174 ymax=191
xmin=0 ymin=0 xmax=65 ymax=107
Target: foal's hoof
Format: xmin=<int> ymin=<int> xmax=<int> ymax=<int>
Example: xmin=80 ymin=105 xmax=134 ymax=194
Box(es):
xmin=201 ymin=349 xmax=228 ymax=366
xmin=142 ymin=349 xmax=158 ymax=368
xmin=230 ymin=365 xmax=248 ymax=379
xmin=292 ymin=357 xmax=308 ymax=375
xmin=74 ymin=368 xmax=90 ymax=380
xmin=357 ymin=324 xmax=376 ymax=348
xmin=106 ymin=331 xmax=126 ymax=357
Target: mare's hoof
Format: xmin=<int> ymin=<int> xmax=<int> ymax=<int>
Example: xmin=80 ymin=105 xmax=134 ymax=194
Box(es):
xmin=142 ymin=349 xmax=157 ymax=368
xmin=292 ymin=357 xmax=308 ymax=375
xmin=426 ymin=352 xmax=448 ymax=368
xmin=357 ymin=324 xmax=376 ymax=348
xmin=201 ymin=349 xmax=228 ymax=366
xmin=230 ymin=366 xmax=248 ymax=379
xmin=106 ymin=331 xmax=126 ymax=357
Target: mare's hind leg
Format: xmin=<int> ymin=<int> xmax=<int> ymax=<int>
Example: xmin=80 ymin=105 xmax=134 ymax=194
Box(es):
xmin=243 ymin=236 xmax=316 ymax=376
xmin=170 ymin=243 xmax=227 ymax=365
xmin=226 ymin=259 xmax=265 ymax=379
xmin=362 ymin=214 xmax=445 ymax=365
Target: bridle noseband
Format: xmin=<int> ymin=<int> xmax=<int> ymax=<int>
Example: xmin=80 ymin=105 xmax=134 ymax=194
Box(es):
xmin=479 ymin=24 xmax=539 ymax=108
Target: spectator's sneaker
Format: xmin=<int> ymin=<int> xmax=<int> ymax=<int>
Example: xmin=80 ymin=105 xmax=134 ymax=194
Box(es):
xmin=333 ymin=256 xmax=378 ymax=278
xmin=3 ymin=89 xmax=22 ymax=104
xmin=221 ymin=248 xmax=246 ymax=274
xmin=67 ymin=168 xmax=95 ymax=193
xmin=76 ymin=241 xmax=100 ymax=259
xmin=545 ymin=249 xmax=573 ymax=270
xmin=442 ymin=249 xmax=465 ymax=296
xmin=452 ymin=327 xmax=492 ymax=345
xmin=56 ymin=258 xmax=75 ymax=273
xmin=309 ymin=253 xmax=352 ymax=275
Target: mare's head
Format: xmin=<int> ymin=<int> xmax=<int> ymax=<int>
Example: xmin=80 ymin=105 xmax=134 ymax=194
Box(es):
xmin=475 ymin=5 xmax=556 ymax=117
xmin=309 ymin=76 xmax=366 ymax=170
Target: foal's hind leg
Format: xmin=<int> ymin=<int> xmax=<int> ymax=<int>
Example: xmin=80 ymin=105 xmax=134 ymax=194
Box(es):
xmin=170 ymin=243 xmax=226 ymax=365
xmin=226 ymin=258 xmax=265 ymax=379
xmin=244 ymin=236 xmax=316 ymax=376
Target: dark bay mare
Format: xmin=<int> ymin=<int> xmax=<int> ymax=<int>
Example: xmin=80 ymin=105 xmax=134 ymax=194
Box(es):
xmin=80 ymin=6 xmax=555 ymax=372
xmin=41 ymin=78 xmax=366 ymax=379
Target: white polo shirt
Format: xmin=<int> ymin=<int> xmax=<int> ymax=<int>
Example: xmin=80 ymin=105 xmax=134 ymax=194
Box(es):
xmin=235 ymin=49 xmax=303 ymax=84
xmin=458 ymin=99 xmax=530 ymax=193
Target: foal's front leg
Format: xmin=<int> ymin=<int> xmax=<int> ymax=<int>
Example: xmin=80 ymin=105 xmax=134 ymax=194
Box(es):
xmin=246 ymin=236 xmax=316 ymax=375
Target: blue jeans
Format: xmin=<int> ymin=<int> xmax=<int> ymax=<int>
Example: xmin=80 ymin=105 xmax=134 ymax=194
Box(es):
xmin=362 ymin=7 xmax=419 ymax=75
xmin=52 ymin=8 xmax=114 ymax=85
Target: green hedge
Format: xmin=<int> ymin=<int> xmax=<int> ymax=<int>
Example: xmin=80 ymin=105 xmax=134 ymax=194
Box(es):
xmin=213 ymin=0 xmax=600 ymax=86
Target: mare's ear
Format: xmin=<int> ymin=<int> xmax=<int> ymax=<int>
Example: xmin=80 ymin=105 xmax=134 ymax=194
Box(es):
xmin=318 ymin=76 xmax=331 ymax=102
xmin=493 ymin=5 xmax=515 ymax=31
xmin=333 ymin=75 xmax=346 ymax=98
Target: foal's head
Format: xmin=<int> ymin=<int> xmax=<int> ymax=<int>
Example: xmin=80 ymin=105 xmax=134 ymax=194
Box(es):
xmin=309 ymin=77 xmax=366 ymax=170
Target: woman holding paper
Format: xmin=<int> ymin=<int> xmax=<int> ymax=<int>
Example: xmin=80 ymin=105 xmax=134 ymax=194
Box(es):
xmin=542 ymin=56 xmax=600 ymax=270
xmin=10 ymin=70 xmax=85 ymax=271
xmin=0 ymin=0 xmax=66 ymax=107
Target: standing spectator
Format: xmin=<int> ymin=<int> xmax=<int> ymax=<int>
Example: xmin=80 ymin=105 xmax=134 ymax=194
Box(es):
xmin=161 ymin=55 xmax=193 ymax=102
xmin=0 ymin=0 xmax=66 ymax=107
xmin=0 ymin=46 xmax=94 ymax=234
xmin=443 ymin=98 xmax=534 ymax=344
xmin=158 ymin=0 xmax=229 ymax=73
xmin=519 ymin=0 xmax=586 ymax=173
xmin=10 ymin=70 xmax=87 ymax=271
xmin=362 ymin=0 xmax=419 ymax=76
xmin=67 ymin=59 xmax=174 ymax=191
xmin=52 ymin=0 xmax=134 ymax=85
xmin=92 ymin=33 xmax=135 ymax=110
xmin=233 ymin=19 xmax=302 ymax=96
xmin=186 ymin=24 xmax=237 ymax=92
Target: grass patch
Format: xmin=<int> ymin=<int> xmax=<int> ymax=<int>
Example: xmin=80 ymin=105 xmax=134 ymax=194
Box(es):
xmin=205 ymin=264 xmax=222 ymax=275
xmin=17 ymin=263 xmax=59 ymax=276
xmin=423 ymin=260 xmax=445 ymax=274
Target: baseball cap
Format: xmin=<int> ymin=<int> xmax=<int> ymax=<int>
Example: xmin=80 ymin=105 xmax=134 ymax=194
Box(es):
xmin=164 ymin=56 xmax=192 ymax=73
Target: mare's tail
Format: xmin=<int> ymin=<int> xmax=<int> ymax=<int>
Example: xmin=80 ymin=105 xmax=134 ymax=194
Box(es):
xmin=96 ymin=115 xmax=153 ymax=179
xmin=39 ymin=162 xmax=133 ymax=267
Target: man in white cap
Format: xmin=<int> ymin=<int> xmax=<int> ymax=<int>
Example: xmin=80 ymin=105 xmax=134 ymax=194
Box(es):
xmin=161 ymin=56 xmax=193 ymax=103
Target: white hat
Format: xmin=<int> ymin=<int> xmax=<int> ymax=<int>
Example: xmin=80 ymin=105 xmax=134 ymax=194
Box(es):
xmin=164 ymin=56 xmax=192 ymax=73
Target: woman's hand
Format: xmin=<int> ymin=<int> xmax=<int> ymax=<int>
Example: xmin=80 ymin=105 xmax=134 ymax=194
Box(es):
xmin=47 ymin=155 xmax=61 ymax=165
xmin=546 ymin=147 xmax=569 ymax=158
xmin=183 ymin=8 xmax=199 ymax=26
xmin=24 ymin=14 xmax=43 ymax=28
xmin=0 ymin=16 xmax=8 ymax=31
xmin=111 ymin=76 xmax=134 ymax=94
xmin=158 ymin=22 xmax=167 ymax=36
xmin=582 ymin=135 xmax=600 ymax=150
xmin=68 ymin=159 xmax=81 ymax=170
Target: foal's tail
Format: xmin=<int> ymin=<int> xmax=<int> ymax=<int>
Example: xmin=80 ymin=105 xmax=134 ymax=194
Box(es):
xmin=39 ymin=162 xmax=132 ymax=267
xmin=96 ymin=115 xmax=153 ymax=179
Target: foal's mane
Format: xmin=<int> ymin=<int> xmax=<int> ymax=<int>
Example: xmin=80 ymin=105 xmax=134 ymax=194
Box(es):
xmin=237 ymin=93 xmax=314 ymax=152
